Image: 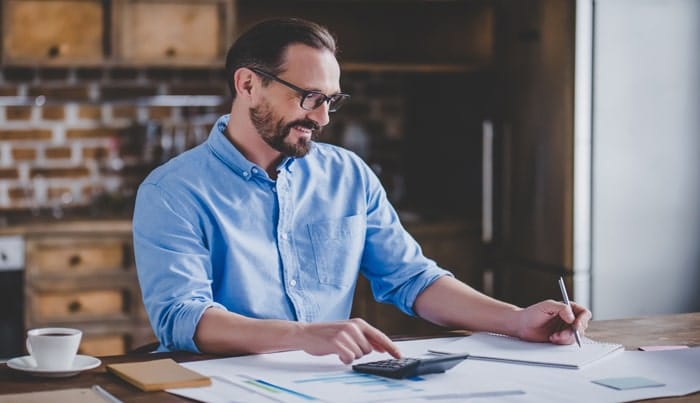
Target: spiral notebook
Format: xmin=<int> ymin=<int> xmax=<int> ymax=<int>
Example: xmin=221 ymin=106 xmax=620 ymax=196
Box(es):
xmin=429 ymin=332 xmax=624 ymax=369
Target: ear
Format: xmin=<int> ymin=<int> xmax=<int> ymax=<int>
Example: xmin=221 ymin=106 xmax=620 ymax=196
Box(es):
xmin=233 ymin=68 xmax=256 ymax=101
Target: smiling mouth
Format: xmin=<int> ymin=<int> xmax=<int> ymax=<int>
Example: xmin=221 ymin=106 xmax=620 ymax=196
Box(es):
xmin=290 ymin=125 xmax=316 ymax=140
xmin=285 ymin=118 xmax=320 ymax=141
xmin=293 ymin=125 xmax=313 ymax=134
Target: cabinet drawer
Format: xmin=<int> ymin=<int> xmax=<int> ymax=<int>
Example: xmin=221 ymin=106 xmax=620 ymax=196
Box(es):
xmin=118 ymin=0 xmax=225 ymax=64
xmin=31 ymin=289 xmax=126 ymax=321
xmin=79 ymin=334 xmax=127 ymax=356
xmin=2 ymin=0 xmax=103 ymax=63
xmin=28 ymin=240 xmax=127 ymax=276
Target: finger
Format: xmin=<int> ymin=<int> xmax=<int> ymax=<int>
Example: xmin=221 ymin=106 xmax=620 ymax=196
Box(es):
xmin=335 ymin=343 xmax=357 ymax=365
xmin=568 ymin=302 xmax=592 ymax=334
xmin=362 ymin=326 xmax=402 ymax=358
xmin=336 ymin=331 xmax=365 ymax=361
xmin=534 ymin=299 xmax=573 ymax=321
xmin=368 ymin=338 xmax=402 ymax=359
xmin=347 ymin=318 xmax=402 ymax=359
xmin=570 ymin=302 xmax=592 ymax=323
xmin=345 ymin=322 xmax=374 ymax=356
xmin=549 ymin=328 xmax=575 ymax=345
xmin=550 ymin=300 xmax=576 ymax=324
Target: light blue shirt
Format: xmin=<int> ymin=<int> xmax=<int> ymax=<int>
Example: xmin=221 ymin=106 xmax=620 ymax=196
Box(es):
xmin=133 ymin=114 xmax=451 ymax=352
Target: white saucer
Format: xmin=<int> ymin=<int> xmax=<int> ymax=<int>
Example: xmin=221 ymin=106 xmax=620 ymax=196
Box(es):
xmin=6 ymin=354 xmax=102 ymax=378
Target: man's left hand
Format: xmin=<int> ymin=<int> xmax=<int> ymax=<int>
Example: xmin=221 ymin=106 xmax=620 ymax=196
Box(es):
xmin=515 ymin=300 xmax=592 ymax=344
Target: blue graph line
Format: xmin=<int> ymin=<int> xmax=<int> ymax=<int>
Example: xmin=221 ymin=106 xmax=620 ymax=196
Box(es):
xmin=253 ymin=379 xmax=318 ymax=401
xmin=292 ymin=372 xmax=424 ymax=393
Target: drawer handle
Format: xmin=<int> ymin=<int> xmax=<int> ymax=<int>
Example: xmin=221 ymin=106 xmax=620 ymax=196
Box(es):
xmin=47 ymin=45 xmax=61 ymax=58
xmin=68 ymin=300 xmax=82 ymax=313
xmin=68 ymin=254 xmax=82 ymax=267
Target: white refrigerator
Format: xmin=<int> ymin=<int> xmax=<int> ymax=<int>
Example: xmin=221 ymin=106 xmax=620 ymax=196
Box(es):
xmin=585 ymin=0 xmax=700 ymax=318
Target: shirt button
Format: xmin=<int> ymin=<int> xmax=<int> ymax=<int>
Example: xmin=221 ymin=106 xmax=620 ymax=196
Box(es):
xmin=290 ymin=279 xmax=297 ymax=287
xmin=281 ymin=232 xmax=289 ymax=240
xmin=251 ymin=168 xmax=258 ymax=174
xmin=242 ymin=171 xmax=249 ymax=177
xmin=271 ymin=187 xmax=277 ymax=193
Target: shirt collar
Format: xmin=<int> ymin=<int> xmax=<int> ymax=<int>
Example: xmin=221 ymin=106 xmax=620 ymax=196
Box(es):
xmin=206 ymin=114 xmax=299 ymax=180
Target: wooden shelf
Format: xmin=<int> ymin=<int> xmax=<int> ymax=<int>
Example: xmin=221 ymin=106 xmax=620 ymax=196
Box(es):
xmin=2 ymin=0 xmax=494 ymax=72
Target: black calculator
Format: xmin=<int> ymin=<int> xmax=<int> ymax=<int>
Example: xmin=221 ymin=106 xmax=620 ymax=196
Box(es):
xmin=352 ymin=353 xmax=469 ymax=379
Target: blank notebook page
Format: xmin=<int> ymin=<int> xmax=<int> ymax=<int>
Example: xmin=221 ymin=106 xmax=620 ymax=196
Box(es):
xmin=429 ymin=332 xmax=624 ymax=369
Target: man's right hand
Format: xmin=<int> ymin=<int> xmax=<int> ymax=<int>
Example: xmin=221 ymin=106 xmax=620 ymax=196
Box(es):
xmin=194 ymin=309 xmax=400 ymax=363
xmin=297 ymin=318 xmax=402 ymax=364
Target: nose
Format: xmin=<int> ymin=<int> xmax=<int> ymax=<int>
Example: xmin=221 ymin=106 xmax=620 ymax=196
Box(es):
xmin=306 ymin=102 xmax=331 ymax=127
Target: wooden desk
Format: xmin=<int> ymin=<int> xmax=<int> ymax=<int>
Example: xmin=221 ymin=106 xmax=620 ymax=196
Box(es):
xmin=2 ymin=312 xmax=699 ymax=402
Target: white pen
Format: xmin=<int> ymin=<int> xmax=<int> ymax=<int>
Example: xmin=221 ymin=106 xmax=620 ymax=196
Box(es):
xmin=92 ymin=384 xmax=123 ymax=403
xmin=558 ymin=276 xmax=582 ymax=348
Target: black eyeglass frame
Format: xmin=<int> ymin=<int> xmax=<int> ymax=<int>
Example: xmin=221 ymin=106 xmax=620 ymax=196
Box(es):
xmin=250 ymin=67 xmax=350 ymax=112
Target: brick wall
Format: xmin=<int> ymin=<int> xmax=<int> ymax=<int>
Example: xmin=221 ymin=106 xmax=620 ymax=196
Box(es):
xmin=0 ymin=66 xmax=406 ymax=219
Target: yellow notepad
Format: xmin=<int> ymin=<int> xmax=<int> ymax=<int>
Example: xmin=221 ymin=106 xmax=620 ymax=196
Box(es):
xmin=107 ymin=358 xmax=211 ymax=391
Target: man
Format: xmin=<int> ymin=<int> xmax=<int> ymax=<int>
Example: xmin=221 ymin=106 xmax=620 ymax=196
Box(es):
xmin=133 ymin=18 xmax=591 ymax=364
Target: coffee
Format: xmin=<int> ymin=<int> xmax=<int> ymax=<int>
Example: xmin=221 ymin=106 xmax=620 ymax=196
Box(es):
xmin=41 ymin=333 xmax=73 ymax=337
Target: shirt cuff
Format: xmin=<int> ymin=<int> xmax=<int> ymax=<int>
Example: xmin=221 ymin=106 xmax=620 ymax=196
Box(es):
xmin=172 ymin=300 xmax=228 ymax=353
xmin=401 ymin=271 xmax=454 ymax=317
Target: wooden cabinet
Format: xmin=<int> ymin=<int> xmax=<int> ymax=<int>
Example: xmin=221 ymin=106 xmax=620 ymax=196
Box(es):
xmin=1 ymin=0 xmax=233 ymax=66
xmin=23 ymin=222 xmax=156 ymax=356
xmin=115 ymin=0 xmax=233 ymax=66
xmin=351 ymin=221 xmax=483 ymax=336
xmin=1 ymin=0 xmax=493 ymax=71
xmin=1 ymin=0 xmax=104 ymax=64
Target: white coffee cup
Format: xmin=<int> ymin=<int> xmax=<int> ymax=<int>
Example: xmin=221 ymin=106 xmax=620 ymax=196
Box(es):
xmin=26 ymin=327 xmax=82 ymax=370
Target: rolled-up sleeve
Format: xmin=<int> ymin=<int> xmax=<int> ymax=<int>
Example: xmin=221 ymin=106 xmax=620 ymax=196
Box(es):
xmin=359 ymin=166 xmax=453 ymax=316
xmin=133 ymin=182 xmax=226 ymax=352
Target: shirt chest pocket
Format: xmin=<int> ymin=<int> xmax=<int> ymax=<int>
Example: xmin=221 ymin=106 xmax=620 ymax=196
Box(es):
xmin=308 ymin=215 xmax=366 ymax=287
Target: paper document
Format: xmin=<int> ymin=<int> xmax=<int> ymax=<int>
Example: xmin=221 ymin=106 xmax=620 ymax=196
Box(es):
xmin=0 ymin=388 xmax=108 ymax=403
xmin=167 ymin=340 xmax=700 ymax=403
xmin=429 ymin=332 xmax=624 ymax=369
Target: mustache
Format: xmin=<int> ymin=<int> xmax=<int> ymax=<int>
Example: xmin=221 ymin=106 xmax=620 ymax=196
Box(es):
xmin=285 ymin=118 xmax=321 ymax=136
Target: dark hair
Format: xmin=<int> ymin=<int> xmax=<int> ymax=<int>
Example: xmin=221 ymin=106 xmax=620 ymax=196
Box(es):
xmin=224 ymin=18 xmax=337 ymax=98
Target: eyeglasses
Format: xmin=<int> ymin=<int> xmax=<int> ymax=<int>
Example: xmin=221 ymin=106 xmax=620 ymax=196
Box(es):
xmin=250 ymin=68 xmax=350 ymax=112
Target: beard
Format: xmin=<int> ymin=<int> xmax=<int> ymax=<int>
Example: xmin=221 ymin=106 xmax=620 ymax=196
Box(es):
xmin=249 ymin=99 xmax=321 ymax=158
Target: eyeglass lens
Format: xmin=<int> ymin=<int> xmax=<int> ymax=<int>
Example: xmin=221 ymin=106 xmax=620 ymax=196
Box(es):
xmin=302 ymin=92 xmax=349 ymax=112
